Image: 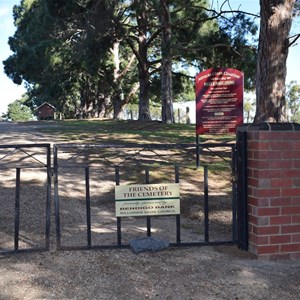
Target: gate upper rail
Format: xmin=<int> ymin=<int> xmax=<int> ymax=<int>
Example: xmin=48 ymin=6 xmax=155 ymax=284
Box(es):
xmin=53 ymin=142 xmax=235 ymax=168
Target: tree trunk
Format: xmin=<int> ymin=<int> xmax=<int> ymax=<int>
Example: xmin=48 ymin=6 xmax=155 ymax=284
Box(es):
xmin=160 ymin=0 xmax=175 ymax=124
xmin=138 ymin=68 xmax=151 ymax=120
xmin=111 ymin=40 xmax=137 ymax=119
xmin=254 ymin=0 xmax=295 ymax=123
xmin=111 ymin=41 xmax=123 ymax=119
xmin=136 ymin=2 xmax=151 ymax=121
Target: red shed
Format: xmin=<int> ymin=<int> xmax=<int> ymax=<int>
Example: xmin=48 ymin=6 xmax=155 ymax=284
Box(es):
xmin=36 ymin=102 xmax=56 ymax=120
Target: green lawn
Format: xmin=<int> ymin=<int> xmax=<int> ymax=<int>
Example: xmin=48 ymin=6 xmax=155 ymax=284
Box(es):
xmin=38 ymin=119 xmax=235 ymax=175
xmin=40 ymin=119 xmax=235 ymax=145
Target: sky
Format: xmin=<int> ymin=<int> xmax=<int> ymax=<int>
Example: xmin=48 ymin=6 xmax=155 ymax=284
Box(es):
xmin=0 ymin=0 xmax=26 ymax=114
xmin=0 ymin=0 xmax=299 ymax=114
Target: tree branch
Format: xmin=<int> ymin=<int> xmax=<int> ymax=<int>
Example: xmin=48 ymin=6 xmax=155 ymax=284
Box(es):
xmin=175 ymin=43 xmax=256 ymax=56
xmin=172 ymin=5 xmax=259 ymax=29
xmin=288 ymin=33 xmax=300 ymax=47
xmin=123 ymin=82 xmax=139 ymax=105
xmin=159 ymin=0 xmax=168 ymax=15
xmin=119 ymin=54 xmax=136 ymax=78
xmin=146 ymin=28 xmax=161 ymax=47
xmin=126 ymin=37 xmax=142 ymax=67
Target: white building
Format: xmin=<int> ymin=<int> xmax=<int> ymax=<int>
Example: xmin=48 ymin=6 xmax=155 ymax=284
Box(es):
xmin=173 ymin=101 xmax=196 ymax=124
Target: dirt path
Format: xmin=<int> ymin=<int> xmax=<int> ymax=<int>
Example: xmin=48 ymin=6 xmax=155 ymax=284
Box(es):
xmin=1 ymin=246 xmax=300 ymax=300
xmin=0 ymin=121 xmax=63 ymax=144
xmin=0 ymin=121 xmax=300 ymax=300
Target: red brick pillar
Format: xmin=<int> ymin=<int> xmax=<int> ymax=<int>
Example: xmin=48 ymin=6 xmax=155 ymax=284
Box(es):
xmin=242 ymin=124 xmax=300 ymax=259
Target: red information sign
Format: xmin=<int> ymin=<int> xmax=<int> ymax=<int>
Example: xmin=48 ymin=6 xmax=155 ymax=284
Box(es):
xmin=195 ymin=68 xmax=244 ymax=135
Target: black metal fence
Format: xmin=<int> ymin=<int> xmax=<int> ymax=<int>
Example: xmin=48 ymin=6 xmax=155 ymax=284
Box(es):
xmin=0 ymin=144 xmax=51 ymax=255
xmin=0 ymin=142 xmax=248 ymax=254
xmin=53 ymin=142 xmax=238 ymax=251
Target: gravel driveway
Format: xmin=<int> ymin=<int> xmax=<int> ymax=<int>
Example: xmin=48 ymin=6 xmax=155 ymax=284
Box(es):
xmin=0 ymin=121 xmax=300 ymax=300
xmin=1 ymin=246 xmax=300 ymax=300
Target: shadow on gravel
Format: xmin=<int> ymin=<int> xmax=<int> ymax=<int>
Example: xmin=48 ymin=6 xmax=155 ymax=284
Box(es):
xmin=1 ymin=121 xmax=299 ymax=299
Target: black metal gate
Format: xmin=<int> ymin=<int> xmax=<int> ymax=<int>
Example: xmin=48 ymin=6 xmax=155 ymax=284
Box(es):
xmin=0 ymin=142 xmax=248 ymax=254
xmin=0 ymin=144 xmax=51 ymax=254
xmin=53 ymin=143 xmax=240 ymax=251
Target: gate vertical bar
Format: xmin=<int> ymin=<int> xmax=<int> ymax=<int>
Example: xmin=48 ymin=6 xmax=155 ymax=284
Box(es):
xmin=236 ymin=130 xmax=249 ymax=250
xmin=196 ymin=135 xmax=200 ymax=168
xmin=115 ymin=166 xmax=122 ymax=246
xmin=175 ymin=165 xmax=181 ymax=244
xmin=231 ymin=144 xmax=238 ymax=242
xmin=45 ymin=144 xmax=51 ymax=250
xmin=145 ymin=167 xmax=151 ymax=237
xmin=85 ymin=167 xmax=92 ymax=248
xmin=53 ymin=145 xmax=61 ymax=250
xmin=204 ymin=165 xmax=209 ymax=242
xmin=14 ymin=168 xmax=21 ymax=251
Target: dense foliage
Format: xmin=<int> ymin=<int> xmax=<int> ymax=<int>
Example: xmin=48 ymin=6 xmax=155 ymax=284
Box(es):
xmin=3 ymin=0 xmax=258 ymax=122
xmin=2 ymin=96 xmax=34 ymax=121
